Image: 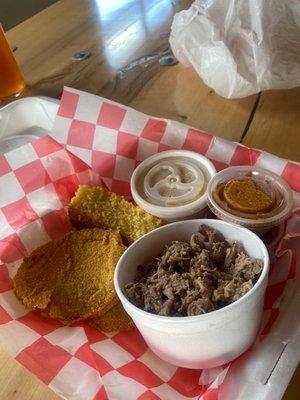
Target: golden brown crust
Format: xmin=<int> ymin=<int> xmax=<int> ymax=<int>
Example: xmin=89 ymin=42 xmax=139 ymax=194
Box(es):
xmin=89 ymin=301 xmax=134 ymax=332
xmin=14 ymin=228 xmax=126 ymax=324
xmin=68 ymin=185 xmax=162 ymax=243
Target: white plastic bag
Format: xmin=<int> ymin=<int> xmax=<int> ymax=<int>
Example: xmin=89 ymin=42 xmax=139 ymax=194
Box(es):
xmin=170 ymin=0 xmax=300 ymax=98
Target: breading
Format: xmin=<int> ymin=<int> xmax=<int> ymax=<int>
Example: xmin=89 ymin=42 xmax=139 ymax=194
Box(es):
xmin=89 ymin=301 xmax=134 ymax=332
xmin=68 ymin=185 xmax=162 ymax=243
xmin=14 ymin=228 xmax=125 ymax=324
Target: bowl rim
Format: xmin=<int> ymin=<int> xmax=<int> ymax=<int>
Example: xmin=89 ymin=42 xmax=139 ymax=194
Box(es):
xmin=114 ymin=219 xmax=270 ymax=323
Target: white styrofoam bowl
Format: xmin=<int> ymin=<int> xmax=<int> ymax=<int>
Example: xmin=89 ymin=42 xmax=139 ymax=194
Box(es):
xmin=114 ymin=219 xmax=269 ymax=369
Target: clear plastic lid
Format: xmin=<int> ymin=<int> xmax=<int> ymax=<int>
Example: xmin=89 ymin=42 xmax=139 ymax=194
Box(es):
xmin=143 ymin=159 xmax=205 ymax=206
xmin=207 ymin=166 xmax=293 ymax=232
xmin=131 ymin=150 xmax=216 ymax=220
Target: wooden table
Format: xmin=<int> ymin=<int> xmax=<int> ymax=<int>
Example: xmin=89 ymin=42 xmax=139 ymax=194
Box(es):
xmin=1 ymin=0 xmax=299 ymax=399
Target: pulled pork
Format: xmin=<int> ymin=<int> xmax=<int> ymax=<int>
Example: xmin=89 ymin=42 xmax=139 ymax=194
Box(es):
xmin=124 ymin=225 xmax=263 ymax=317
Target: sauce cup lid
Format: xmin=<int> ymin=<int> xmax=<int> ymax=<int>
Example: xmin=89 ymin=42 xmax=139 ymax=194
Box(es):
xmin=131 ymin=150 xmax=216 ymax=219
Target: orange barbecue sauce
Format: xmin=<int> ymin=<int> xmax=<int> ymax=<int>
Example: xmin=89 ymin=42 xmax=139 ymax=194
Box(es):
xmin=213 ymin=178 xmax=283 ymax=220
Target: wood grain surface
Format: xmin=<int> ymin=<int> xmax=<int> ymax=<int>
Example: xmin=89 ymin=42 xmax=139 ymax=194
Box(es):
xmin=0 ymin=350 xmax=59 ymax=400
xmin=4 ymin=0 xmax=259 ymax=143
xmin=0 ymin=0 xmax=299 ymax=399
xmin=243 ymin=87 xmax=300 ymax=161
xmin=5 ymin=0 xmax=299 ymax=162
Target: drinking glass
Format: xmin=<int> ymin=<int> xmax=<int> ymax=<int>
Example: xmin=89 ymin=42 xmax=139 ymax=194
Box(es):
xmin=0 ymin=25 xmax=25 ymax=101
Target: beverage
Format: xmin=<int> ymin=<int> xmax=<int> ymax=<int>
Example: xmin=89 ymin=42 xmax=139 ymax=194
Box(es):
xmin=0 ymin=25 xmax=25 ymax=100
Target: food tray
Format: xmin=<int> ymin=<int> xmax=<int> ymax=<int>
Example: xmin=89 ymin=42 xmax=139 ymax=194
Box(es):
xmin=0 ymin=94 xmax=299 ymax=400
xmin=0 ymin=96 xmax=59 ymax=153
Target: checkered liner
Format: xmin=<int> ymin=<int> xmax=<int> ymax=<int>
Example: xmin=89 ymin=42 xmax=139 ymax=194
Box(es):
xmin=0 ymin=87 xmax=299 ymax=400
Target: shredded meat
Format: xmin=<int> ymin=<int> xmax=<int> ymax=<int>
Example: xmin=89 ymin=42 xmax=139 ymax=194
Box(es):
xmin=224 ymin=241 xmax=242 ymax=268
xmin=124 ymin=224 xmax=263 ymax=317
xmin=187 ymin=298 xmax=215 ymax=316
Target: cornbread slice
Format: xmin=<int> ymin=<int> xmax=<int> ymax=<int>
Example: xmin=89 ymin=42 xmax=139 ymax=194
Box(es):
xmin=89 ymin=301 xmax=134 ymax=332
xmin=14 ymin=228 xmax=125 ymax=324
xmin=68 ymin=185 xmax=163 ymax=243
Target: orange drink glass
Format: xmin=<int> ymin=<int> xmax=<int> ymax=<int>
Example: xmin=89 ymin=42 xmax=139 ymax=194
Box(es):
xmin=0 ymin=25 xmax=25 ymax=101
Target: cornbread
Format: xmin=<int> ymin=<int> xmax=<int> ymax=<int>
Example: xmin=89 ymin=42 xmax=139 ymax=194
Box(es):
xmin=14 ymin=228 xmax=125 ymax=324
xmin=68 ymin=185 xmax=163 ymax=243
xmin=89 ymin=301 xmax=134 ymax=332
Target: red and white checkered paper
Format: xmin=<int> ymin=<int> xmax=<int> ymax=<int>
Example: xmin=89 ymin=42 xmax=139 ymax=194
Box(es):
xmin=0 ymin=87 xmax=299 ymax=400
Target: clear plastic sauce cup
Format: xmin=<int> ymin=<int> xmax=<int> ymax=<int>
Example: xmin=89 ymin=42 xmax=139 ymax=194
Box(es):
xmin=207 ymin=166 xmax=293 ymax=234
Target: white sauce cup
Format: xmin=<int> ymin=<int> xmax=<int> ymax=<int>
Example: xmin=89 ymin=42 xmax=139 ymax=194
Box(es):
xmin=130 ymin=150 xmax=216 ymax=221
